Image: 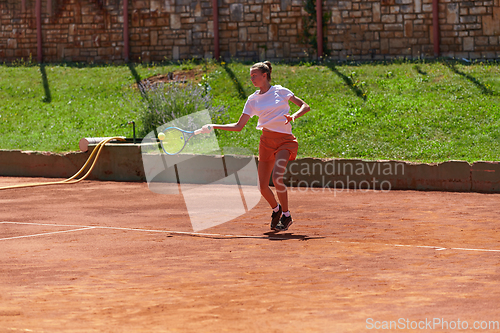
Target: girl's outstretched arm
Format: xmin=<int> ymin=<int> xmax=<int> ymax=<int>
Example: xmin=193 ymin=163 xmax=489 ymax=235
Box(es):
xmin=201 ymin=113 xmax=251 ymax=133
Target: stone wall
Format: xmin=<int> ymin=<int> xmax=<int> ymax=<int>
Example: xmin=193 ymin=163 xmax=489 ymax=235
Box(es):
xmin=0 ymin=0 xmax=125 ymax=62
xmin=218 ymin=0 xmax=307 ymax=60
xmin=440 ymin=0 xmax=500 ymax=59
xmin=0 ymin=0 xmax=499 ymax=63
xmin=327 ymin=0 xmax=500 ymax=60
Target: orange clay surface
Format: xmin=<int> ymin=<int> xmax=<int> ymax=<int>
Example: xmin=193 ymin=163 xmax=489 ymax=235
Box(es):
xmin=1 ymin=176 xmax=499 ymax=332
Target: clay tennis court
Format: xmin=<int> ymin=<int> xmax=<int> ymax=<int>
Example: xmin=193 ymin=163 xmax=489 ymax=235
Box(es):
xmin=1 ymin=176 xmax=499 ymax=332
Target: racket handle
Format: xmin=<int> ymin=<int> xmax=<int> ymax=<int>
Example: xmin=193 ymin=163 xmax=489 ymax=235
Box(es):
xmin=194 ymin=125 xmax=212 ymax=135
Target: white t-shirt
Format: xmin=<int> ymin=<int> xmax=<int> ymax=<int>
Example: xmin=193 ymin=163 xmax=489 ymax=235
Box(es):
xmin=242 ymin=85 xmax=294 ymax=134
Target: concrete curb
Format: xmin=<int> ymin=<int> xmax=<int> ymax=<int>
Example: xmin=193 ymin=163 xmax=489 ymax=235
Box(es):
xmin=471 ymin=161 xmax=500 ymax=193
xmin=0 ymin=144 xmax=145 ymax=182
xmin=1 ymin=146 xmax=499 ymax=193
xmin=282 ymin=158 xmax=473 ymax=192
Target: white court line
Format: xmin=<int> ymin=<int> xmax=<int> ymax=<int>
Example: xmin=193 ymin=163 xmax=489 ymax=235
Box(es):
xmin=0 ymin=226 xmax=96 ymax=241
xmin=331 ymin=240 xmax=500 ymax=253
xmin=2 ymin=221 xmax=500 ymax=253
xmin=450 ymin=247 xmax=500 ymax=253
xmin=391 ymin=243 xmax=447 ymax=251
xmin=0 ymin=222 xmax=275 ymax=240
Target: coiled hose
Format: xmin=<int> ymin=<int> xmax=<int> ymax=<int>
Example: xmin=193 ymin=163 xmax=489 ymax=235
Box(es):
xmin=0 ymin=137 xmax=126 ymax=190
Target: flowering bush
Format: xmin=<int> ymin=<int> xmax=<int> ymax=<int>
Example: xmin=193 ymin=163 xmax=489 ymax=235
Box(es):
xmin=136 ymin=79 xmax=228 ymax=136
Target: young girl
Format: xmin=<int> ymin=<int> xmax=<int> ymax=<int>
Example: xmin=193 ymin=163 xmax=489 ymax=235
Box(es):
xmin=201 ymin=61 xmax=310 ymax=231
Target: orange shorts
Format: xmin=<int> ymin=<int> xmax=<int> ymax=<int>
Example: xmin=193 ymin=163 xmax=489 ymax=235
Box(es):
xmin=258 ymin=129 xmax=298 ymax=162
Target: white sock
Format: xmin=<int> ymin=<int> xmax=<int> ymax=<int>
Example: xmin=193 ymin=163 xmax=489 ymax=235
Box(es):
xmin=272 ymin=205 xmax=280 ymax=213
xmin=283 ymin=211 xmax=291 ymax=217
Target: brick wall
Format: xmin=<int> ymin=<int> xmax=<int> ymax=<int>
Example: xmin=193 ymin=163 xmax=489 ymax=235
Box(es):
xmin=327 ymin=0 xmax=499 ymax=60
xmin=1 ymin=0 xmax=499 ymax=63
xmin=440 ymin=0 xmax=500 ymax=59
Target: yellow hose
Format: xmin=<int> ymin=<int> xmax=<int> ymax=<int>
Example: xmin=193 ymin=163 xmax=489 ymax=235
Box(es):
xmin=0 ymin=137 xmax=126 ymax=190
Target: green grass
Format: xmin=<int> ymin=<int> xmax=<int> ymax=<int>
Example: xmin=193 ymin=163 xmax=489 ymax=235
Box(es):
xmin=1 ymin=59 xmax=499 ymax=163
xmin=211 ymin=60 xmax=500 ymax=162
xmin=0 ymin=61 xmax=194 ymax=152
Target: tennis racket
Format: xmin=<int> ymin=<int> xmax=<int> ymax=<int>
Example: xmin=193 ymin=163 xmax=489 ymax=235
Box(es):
xmin=158 ymin=126 xmax=211 ymax=155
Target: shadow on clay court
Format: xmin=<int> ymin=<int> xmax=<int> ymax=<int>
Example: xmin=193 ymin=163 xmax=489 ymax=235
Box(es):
xmin=263 ymin=232 xmax=325 ymax=241
xmin=174 ymin=233 xmax=324 ymax=241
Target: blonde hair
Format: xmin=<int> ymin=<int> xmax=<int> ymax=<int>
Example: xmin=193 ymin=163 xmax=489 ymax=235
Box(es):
xmin=251 ymin=61 xmax=272 ymax=81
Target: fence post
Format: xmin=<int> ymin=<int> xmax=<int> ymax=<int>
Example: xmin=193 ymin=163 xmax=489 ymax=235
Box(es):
xmin=316 ymin=0 xmax=323 ymax=60
xmin=432 ymin=0 xmax=440 ymax=57
xmin=36 ymin=0 xmax=43 ymax=63
xmin=212 ymin=0 xmax=219 ymax=60
xmin=123 ymin=0 xmax=129 ymax=62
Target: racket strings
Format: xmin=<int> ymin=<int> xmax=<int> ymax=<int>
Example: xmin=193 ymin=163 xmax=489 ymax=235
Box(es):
xmin=161 ymin=128 xmax=188 ymax=155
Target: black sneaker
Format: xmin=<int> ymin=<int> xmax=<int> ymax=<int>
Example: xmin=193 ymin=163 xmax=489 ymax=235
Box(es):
xmin=270 ymin=204 xmax=282 ymax=230
xmin=276 ymin=214 xmax=293 ymax=231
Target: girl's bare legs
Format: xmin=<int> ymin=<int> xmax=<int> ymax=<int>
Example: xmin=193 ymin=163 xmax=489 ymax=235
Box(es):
xmin=272 ymin=150 xmax=291 ymax=212
xmin=257 ymin=159 xmax=278 ymax=209
xmin=257 ymin=150 xmax=291 ymax=212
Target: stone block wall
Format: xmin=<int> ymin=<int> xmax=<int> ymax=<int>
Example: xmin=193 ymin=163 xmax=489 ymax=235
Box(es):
xmin=0 ymin=0 xmax=499 ymax=63
xmin=327 ymin=0 xmax=500 ymax=60
xmin=217 ymin=0 xmax=307 ymax=60
xmin=440 ymin=0 xmax=500 ymax=59
xmin=0 ymin=0 xmax=37 ymax=61
xmin=0 ymin=0 xmax=125 ymax=62
xmin=130 ymin=0 xmax=214 ymax=62
xmin=328 ymin=0 xmax=436 ymax=60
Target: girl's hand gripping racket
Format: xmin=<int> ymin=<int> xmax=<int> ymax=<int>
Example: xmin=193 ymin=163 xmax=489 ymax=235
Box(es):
xmin=158 ymin=125 xmax=211 ymax=155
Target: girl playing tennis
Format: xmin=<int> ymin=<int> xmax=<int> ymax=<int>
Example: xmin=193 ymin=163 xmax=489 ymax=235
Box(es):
xmin=201 ymin=61 xmax=310 ymax=231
